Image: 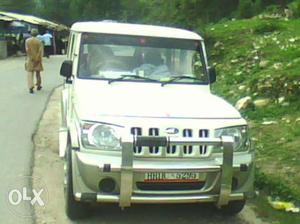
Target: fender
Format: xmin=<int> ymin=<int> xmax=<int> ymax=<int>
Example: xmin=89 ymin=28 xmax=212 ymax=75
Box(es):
xmin=59 ymin=88 xmax=80 ymax=157
xmin=59 ymin=88 xmax=69 ymax=158
xmin=61 ymin=88 xmax=68 ymax=128
xmin=59 ymin=121 xmax=80 ymax=158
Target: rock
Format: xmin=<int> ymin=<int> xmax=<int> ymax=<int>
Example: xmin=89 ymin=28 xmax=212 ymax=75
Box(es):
xmin=231 ymin=59 xmax=239 ymax=64
xmin=235 ymin=71 xmax=243 ymax=76
xmin=235 ymin=96 xmax=253 ymax=111
xmin=213 ymin=41 xmax=223 ymax=48
xmin=254 ymin=98 xmax=271 ymax=108
xmin=259 ymin=60 xmax=269 ymax=68
xmin=289 ymin=38 xmax=296 ymax=43
xmin=278 ymin=97 xmax=285 ymax=104
xmin=262 ymin=121 xmax=278 ymax=125
xmin=280 ymin=137 xmax=286 ymax=142
xmin=238 ymin=85 xmax=247 ymax=91
xmin=229 ymin=90 xmax=235 ymax=95
xmin=285 ymin=8 xmax=293 ymax=18
xmin=273 ymin=63 xmax=283 ymax=70
xmin=253 ymin=44 xmax=260 ymax=50
xmin=293 ymin=58 xmax=300 ymax=63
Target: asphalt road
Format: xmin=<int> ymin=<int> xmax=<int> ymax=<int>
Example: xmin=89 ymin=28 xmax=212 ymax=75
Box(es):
xmin=0 ymin=55 xmax=64 ymax=224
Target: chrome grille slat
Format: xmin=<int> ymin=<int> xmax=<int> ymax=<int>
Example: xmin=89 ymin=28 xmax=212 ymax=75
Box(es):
xmin=131 ymin=127 xmax=142 ymax=154
xmin=149 ymin=128 xmax=159 ymax=154
xmin=130 ymin=127 xmax=210 ymax=158
xmin=199 ymin=129 xmax=209 ymax=155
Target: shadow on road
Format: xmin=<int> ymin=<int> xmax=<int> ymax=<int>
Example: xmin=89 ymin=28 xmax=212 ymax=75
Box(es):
xmin=75 ymin=203 xmax=243 ymax=224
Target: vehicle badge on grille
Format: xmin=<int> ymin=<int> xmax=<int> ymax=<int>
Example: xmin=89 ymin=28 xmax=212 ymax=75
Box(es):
xmin=165 ymin=127 xmax=179 ymax=135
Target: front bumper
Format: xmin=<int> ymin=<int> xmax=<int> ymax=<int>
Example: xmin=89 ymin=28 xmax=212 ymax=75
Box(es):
xmin=74 ymin=192 xmax=245 ymax=204
xmin=71 ymin=136 xmax=254 ymax=208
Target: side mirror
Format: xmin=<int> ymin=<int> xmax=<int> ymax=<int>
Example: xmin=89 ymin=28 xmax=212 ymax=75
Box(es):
xmin=208 ymin=66 xmax=217 ymax=84
xmin=60 ymin=60 xmax=73 ymax=78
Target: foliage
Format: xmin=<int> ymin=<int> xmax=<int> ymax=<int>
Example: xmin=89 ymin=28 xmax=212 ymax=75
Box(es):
xmin=288 ymin=0 xmax=300 ymax=17
xmin=0 ymin=0 xmax=292 ymax=26
xmin=255 ymin=168 xmax=297 ymax=200
xmin=0 ymin=0 xmax=35 ymax=14
xmin=237 ymin=0 xmax=255 ymax=18
xmin=206 ymin=16 xmax=300 ymax=207
xmin=253 ymin=21 xmax=283 ymax=34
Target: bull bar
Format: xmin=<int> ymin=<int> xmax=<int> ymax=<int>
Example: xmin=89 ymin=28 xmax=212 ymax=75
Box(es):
xmin=74 ymin=136 xmax=236 ymax=208
xmin=119 ymin=135 xmax=235 ymax=208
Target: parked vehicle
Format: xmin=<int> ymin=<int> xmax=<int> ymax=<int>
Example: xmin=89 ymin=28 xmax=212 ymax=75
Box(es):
xmin=59 ymin=21 xmax=255 ymax=220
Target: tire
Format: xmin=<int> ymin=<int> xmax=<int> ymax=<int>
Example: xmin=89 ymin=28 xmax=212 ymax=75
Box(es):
xmin=64 ymin=143 xmax=90 ymax=220
xmin=218 ymin=200 xmax=246 ymax=216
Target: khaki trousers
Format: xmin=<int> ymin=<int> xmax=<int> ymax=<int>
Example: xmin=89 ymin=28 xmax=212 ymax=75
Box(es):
xmin=27 ymin=71 xmax=41 ymax=89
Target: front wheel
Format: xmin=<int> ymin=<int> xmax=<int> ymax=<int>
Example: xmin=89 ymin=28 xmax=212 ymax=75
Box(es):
xmin=64 ymin=143 xmax=90 ymax=220
xmin=217 ymin=200 xmax=246 ymax=216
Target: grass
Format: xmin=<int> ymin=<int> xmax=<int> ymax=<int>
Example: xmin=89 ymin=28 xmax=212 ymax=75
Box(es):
xmin=205 ymin=16 xmax=300 ymax=222
xmin=249 ymin=193 xmax=300 ymax=224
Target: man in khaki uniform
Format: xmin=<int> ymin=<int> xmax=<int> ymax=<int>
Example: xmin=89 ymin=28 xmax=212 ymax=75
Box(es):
xmin=25 ymin=29 xmax=44 ymax=94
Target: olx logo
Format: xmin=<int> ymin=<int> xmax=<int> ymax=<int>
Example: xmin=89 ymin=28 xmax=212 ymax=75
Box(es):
xmin=8 ymin=187 xmax=45 ymax=206
xmin=6 ymin=176 xmax=48 ymax=218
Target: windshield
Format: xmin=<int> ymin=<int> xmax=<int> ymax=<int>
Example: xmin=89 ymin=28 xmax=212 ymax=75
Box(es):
xmin=78 ymin=33 xmax=208 ymax=84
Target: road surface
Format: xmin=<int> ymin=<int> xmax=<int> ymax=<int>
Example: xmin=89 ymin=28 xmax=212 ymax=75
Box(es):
xmin=0 ymin=56 xmax=64 ymax=223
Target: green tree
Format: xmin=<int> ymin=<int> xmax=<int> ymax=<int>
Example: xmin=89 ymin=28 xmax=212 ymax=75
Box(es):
xmin=35 ymin=0 xmax=72 ymax=24
xmin=237 ymin=0 xmax=255 ymax=18
xmin=0 ymin=0 xmax=35 ymax=14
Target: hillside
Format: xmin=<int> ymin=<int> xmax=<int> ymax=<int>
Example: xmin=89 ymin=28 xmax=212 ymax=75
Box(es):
xmin=205 ymin=16 xmax=300 ymax=202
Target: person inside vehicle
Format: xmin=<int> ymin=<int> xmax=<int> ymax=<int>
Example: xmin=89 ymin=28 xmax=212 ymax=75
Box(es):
xmin=133 ymin=49 xmax=170 ymax=79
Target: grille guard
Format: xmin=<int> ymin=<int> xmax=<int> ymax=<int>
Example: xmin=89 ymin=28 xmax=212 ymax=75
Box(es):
xmin=119 ymin=136 xmax=234 ymax=208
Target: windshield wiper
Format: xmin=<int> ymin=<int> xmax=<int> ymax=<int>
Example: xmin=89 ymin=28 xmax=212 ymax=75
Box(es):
xmin=108 ymin=75 xmax=160 ymax=84
xmin=161 ymin=75 xmax=202 ymax=86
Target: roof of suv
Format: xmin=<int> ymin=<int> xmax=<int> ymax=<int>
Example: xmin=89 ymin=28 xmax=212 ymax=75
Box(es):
xmin=71 ymin=21 xmax=203 ymax=40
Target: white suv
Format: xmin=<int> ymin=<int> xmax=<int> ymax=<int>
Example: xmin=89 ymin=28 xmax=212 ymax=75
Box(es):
xmin=59 ymin=21 xmax=254 ymax=220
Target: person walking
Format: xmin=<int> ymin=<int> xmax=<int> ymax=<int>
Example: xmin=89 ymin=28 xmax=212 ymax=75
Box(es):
xmin=25 ymin=29 xmax=44 ymax=94
xmin=42 ymin=30 xmax=53 ymax=58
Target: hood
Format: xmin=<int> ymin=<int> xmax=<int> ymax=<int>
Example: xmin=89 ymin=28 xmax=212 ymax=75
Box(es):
xmin=73 ymin=80 xmax=241 ymax=120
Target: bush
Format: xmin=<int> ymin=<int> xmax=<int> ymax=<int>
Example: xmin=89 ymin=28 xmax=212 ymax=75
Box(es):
xmin=253 ymin=21 xmax=282 ymax=34
xmin=254 ymin=0 xmax=263 ymax=15
xmin=249 ymin=75 xmax=300 ymax=102
xmin=237 ymin=0 xmax=255 ymax=19
xmin=288 ymin=0 xmax=300 ymax=18
xmin=264 ymin=4 xmax=282 ymax=15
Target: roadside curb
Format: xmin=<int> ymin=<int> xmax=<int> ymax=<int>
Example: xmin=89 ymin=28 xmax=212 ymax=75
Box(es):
xmin=29 ymin=84 xmax=63 ymax=224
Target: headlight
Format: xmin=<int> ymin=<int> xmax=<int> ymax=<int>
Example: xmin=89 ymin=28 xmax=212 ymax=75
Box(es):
xmin=81 ymin=122 xmax=123 ymax=150
xmin=214 ymin=126 xmax=249 ymax=151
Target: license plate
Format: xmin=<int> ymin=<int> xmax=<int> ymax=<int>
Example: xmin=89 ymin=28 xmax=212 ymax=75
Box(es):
xmin=144 ymin=172 xmax=199 ymax=182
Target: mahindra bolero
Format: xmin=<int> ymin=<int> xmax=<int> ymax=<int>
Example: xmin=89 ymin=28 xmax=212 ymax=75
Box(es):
xmin=59 ymin=21 xmax=254 ymax=220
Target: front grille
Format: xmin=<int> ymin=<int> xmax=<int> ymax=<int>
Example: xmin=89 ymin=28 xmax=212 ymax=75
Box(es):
xmin=130 ymin=127 xmax=210 ymax=158
xmin=136 ymin=181 xmax=205 ymax=191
